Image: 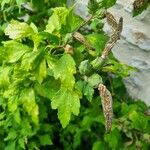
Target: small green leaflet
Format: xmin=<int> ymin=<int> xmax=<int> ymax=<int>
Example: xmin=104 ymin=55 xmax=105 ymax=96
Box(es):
xmin=53 ymin=54 xmax=76 ymax=89
xmin=51 ymin=87 xmax=80 ymax=128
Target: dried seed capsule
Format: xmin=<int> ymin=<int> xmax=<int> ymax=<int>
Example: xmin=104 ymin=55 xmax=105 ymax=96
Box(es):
xmin=98 ymin=84 xmax=113 ymax=132
xmin=73 ymin=32 xmax=95 ymax=50
xmin=105 ymin=12 xmax=118 ymax=31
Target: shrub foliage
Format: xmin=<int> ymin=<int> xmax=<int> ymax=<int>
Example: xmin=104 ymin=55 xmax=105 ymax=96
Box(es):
xmin=0 ymin=0 xmax=150 ymax=149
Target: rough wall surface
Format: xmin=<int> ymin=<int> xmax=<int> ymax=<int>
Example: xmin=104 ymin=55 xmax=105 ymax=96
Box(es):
xmin=67 ymin=0 xmax=150 ymax=105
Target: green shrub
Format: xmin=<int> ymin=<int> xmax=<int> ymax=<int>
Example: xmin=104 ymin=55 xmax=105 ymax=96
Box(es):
xmin=0 ymin=0 xmax=150 ymax=149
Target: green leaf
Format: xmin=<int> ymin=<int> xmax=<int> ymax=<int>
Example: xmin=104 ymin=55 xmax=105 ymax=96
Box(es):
xmin=35 ymin=58 xmax=47 ymax=84
xmin=3 ymin=40 xmax=31 ymax=63
xmin=34 ymin=77 xmax=60 ymax=99
xmin=53 ymin=54 xmax=76 ymax=89
xmin=75 ymin=80 xmax=94 ymax=101
xmin=21 ymin=49 xmax=44 ymax=71
xmin=45 ymin=7 xmax=69 ymax=34
xmin=87 ymin=73 xmax=102 ymax=87
xmin=92 ymin=141 xmax=106 ymax=150
xmin=14 ymin=109 xmax=21 ymax=124
xmin=39 ymin=134 xmax=53 ymax=146
xmin=0 ymin=66 xmax=10 ymax=88
xmin=21 ymin=51 xmax=38 ymax=71
xmin=65 ymin=9 xmax=83 ymax=32
xmin=45 ymin=7 xmax=82 ymax=34
xmin=4 ymin=130 xmax=17 ymax=141
xmin=129 ymin=111 xmax=148 ymax=131
xmin=51 ymin=87 xmax=80 ymax=128
xmin=1 ymin=0 xmax=11 ymax=9
xmin=20 ymin=88 xmax=39 ymax=124
xmin=18 ymin=138 xmax=25 ymax=149
xmin=5 ymin=20 xmax=34 ymax=39
xmin=4 ymin=141 xmax=16 ymax=150
xmin=102 ymin=59 xmax=135 ymax=77
xmin=104 ymin=128 xmax=121 ymax=149
xmin=83 ymin=82 xmax=94 ymax=102
xmin=85 ymin=33 xmax=108 ymax=55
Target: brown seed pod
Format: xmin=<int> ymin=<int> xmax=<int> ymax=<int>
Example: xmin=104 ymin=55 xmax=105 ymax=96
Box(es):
xmin=73 ymin=32 xmax=95 ymax=50
xmin=107 ymin=16 xmax=123 ymax=44
xmin=98 ymin=84 xmax=113 ymax=132
xmin=101 ymin=42 xmax=115 ymax=59
xmin=105 ymin=12 xmax=118 ymax=31
xmin=118 ymin=17 xmax=123 ymax=34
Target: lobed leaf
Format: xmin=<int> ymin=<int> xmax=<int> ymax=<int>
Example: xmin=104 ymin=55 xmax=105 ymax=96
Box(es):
xmin=51 ymin=87 xmax=80 ymax=128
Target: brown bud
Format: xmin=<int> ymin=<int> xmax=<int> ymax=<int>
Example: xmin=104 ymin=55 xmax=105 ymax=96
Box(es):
xmin=64 ymin=44 xmax=74 ymax=55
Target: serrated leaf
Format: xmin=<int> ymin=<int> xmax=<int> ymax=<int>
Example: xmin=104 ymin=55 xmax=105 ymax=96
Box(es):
xmin=3 ymin=40 xmax=31 ymax=63
xmin=20 ymin=88 xmax=39 ymax=124
xmin=39 ymin=134 xmax=53 ymax=146
xmin=5 ymin=20 xmax=34 ymax=39
xmin=45 ymin=7 xmax=69 ymax=34
xmin=51 ymin=87 xmax=80 ymax=128
xmin=53 ymin=54 xmax=76 ymax=88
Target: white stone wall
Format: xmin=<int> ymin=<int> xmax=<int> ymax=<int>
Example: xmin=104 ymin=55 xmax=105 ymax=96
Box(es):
xmin=67 ymin=0 xmax=150 ymax=105
xmin=105 ymin=0 xmax=150 ymax=105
